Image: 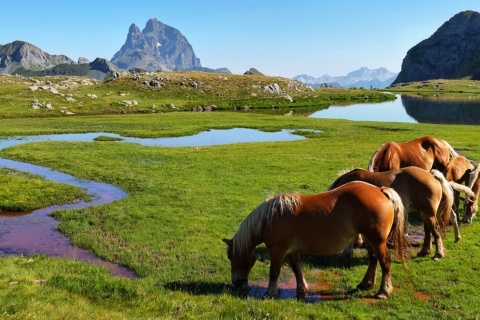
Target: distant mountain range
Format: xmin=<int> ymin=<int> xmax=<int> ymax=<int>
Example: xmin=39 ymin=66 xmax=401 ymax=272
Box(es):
xmin=293 ymin=67 xmax=398 ymax=89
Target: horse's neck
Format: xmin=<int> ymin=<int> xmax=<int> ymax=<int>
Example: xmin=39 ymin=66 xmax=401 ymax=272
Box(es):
xmin=472 ymin=178 xmax=480 ymax=200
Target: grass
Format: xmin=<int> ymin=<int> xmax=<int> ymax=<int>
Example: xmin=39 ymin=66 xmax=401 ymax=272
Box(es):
xmin=0 ymin=72 xmax=393 ymax=118
xmin=0 ymin=167 xmax=91 ymax=212
xmin=0 ymin=75 xmax=480 ymax=318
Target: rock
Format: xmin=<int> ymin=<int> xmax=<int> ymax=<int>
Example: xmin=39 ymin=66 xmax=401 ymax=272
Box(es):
xmin=111 ymin=18 xmax=202 ymax=72
xmin=394 ymin=10 xmax=480 ymax=83
xmin=244 ymin=68 xmax=264 ymax=75
xmin=78 ymin=57 xmax=90 ymax=64
xmin=264 ymin=83 xmax=281 ymax=94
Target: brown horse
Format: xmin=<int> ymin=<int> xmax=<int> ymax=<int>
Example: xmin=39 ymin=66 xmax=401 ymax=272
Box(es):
xmin=464 ymin=164 xmax=480 ymax=223
xmin=368 ymin=136 xmax=458 ymax=172
xmin=328 ymin=167 xmax=456 ymax=260
xmin=223 ymin=181 xmax=406 ymax=300
xmin=443 ymin=155 xmax=476 ymax=221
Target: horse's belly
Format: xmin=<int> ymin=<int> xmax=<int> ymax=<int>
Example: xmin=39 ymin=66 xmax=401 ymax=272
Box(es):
xmin=288 ymin=229 xmax=358 ymax=256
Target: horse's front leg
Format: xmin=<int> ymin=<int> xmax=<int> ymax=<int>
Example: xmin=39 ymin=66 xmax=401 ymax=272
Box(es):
xmin=265 ymin=249 xmax=286 ymax=298
xmin=450 ymin=208 xmax=461 ymax=243
xmin=287 ymin=252 xmax=308 ymax=299
xmin=357 ymin=241 xmax=378 ymax=291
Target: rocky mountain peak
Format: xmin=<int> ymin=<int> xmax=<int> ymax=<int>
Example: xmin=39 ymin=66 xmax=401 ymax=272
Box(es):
xmin=111 ymin=18 xmax=201 ymax=72
xmin=0 ymin=40 xmax=74 ymax=74
xmin=394 ymin=10 xmax=480 ymax=83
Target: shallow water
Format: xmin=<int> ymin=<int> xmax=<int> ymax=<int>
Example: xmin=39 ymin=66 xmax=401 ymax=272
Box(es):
xmin=0 ymin=128 xmax=306 ymax=278
xmin=310 ymin=93 xmax=480 ymax=124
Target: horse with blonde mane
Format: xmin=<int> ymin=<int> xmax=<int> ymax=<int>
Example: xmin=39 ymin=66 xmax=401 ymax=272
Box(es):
xmin=464 ymin=164 xmax=480 ymax=223
xmin=223 ymin=181 xmax=406 ymax=300
xmin=368 ymin=136 xmax=458 ymax=172
xmin=443 ymin=155 xmax=476 ymax=222
xmin=328 ymin=167 xmax=462 ymax=260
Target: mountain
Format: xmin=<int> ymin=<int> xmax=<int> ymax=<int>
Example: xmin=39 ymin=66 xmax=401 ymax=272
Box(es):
xmin=294 ymin=67 xmax=398 ymax=88
xmin=14 ymin=58 xmax=122 ymax=80
xmin=394 ymin=11 xmax=480 ymax=84
xmin=111 ymin=18 xmax=201 ymax=72
xmin=0 ymin=40 xmax=74 ymax=74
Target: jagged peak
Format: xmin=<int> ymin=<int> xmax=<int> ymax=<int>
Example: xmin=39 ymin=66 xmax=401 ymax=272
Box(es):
xmin=143 ymin=18 xmax=166 ymax=34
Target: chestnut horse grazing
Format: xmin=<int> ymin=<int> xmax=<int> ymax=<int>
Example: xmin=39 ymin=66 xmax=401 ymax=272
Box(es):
xmin=464 ymin=164 xmax=480 ymax=223
xmin=328 ymin=167 xmax=456 ymax=260
xmin=368 ymin=136 xmax=458 ymax=172
xmin=443 ymin=155 xmax=476 ymax=221
xmin=223 ymin=181 xmax=406 ymax=300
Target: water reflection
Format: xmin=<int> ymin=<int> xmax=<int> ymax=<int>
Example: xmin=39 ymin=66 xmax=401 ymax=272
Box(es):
xmin=402 ymin=94 xmax=480 ymax=124
xmin=309 ymin=94 xmax=480 ymax=124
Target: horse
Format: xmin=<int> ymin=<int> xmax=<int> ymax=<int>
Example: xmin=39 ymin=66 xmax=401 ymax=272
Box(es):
xmin=443 ymin=155 xmax=476 ymax=221
xmin=368 ymin=136 xmax=458 ymax=173
xmin=328 ymin=167 xmax=457 ymax=260
xmin=464 ymin=164 xmax=480 ymax=223
xmin=223 ymin=181 xmax=406 ymax=300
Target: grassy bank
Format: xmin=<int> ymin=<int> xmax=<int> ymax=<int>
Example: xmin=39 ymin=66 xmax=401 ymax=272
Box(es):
xmin=0 ymin=110 xmax=480 ymax=318
xmin=0 ymin=73 xmax=393 ymax=118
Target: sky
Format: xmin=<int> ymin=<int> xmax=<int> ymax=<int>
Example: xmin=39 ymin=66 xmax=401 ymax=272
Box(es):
xmin=1 ymin=1 xmax=479 ymax=78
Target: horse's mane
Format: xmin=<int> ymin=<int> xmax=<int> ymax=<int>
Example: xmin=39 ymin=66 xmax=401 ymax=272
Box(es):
xmin=327 ymin=167 xmax=361 ymax=190
xmin=232 ymin=193 xmax=301 ymax=255
xmin=467 ymin=164 xmax=480 ymax=189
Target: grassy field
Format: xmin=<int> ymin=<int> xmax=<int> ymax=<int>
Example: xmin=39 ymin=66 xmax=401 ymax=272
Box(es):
xmin=0 ymin=74 xmax=480 ymax=319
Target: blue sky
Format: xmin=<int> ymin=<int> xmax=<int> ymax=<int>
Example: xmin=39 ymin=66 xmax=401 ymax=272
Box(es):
xmin=1 ymin=1 xmax=478 ymax=77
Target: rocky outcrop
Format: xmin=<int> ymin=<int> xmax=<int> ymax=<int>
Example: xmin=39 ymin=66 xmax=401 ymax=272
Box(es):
xmin=15 ymin=58 xmax=123 ymax=81
xmin=111 ymin=18 xmax=201 ymax=72
xmin=244 ymin=68 xmax=264 ymax=76
xmin=0 ymin=41 xmax=74 ymax=74
xmin=394 ymin=11 xmax=480 ymax=83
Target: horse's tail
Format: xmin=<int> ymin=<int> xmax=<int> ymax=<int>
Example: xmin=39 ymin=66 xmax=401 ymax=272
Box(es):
xmin=431 ymin=169 xmax=455 ymax=229
xmin=442 ymin=140 xmax=460 ymax=159
xmin=368 ymin=142 xmax=396 ymax=172
xmin=380 ymin=187 xmax=406 ymax=267
xmin=449 ymin=181 xmax=475 ymax=198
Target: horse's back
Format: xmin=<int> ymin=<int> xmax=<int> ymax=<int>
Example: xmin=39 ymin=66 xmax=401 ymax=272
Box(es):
xmin=270 ymin=182 xmax=395 ymax=255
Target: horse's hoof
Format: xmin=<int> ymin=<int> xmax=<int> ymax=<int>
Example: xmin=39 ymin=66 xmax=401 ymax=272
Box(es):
xmin=375 ymin=293 xmax=389 ymax=300
xmin=417 ymin=251 xmax=430 ymax=257
xmin=455 ymin=236 xmax=461 ymax=243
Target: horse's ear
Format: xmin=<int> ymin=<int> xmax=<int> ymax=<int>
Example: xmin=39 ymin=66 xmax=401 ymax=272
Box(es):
xmin=222 ymin=238 xmax=233 ymax=246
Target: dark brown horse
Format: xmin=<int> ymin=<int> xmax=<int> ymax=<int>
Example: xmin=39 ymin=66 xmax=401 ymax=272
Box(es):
xmin=328 ymin=167 xmax=455 ymax=260
xmin=464 ymin=164 xmax=480 ymax=223
xmin=368 ymin=136 xmax=458 ymax=172
xmin=223 ymin=181 xmax=406 ymax=300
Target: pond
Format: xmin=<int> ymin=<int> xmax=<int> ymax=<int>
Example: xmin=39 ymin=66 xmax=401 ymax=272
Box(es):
xmin=0 ymin=128 xmax=308 ymax=277
xmin=310 ymin=94 xmax=480 ymax=124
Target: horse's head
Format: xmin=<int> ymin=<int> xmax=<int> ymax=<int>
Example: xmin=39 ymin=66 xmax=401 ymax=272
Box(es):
xmin=222 ymin=238 xmax=257 ymax=288
xmin=464 ymin=196 xmax=478 ymax=223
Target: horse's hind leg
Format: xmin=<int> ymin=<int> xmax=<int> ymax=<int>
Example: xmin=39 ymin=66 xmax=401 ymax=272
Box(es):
xmin=419 ymin=213 xmax=445 ymax=261
xmin=375 ymin=242 xmax=393 ymax=299
xmin=357 ymin=242 xmax=378 ymax=291
xmin=287 ymin=252 xmax=308 ymax=299
xmin=417 ymin=214 xmax=433 ymax=257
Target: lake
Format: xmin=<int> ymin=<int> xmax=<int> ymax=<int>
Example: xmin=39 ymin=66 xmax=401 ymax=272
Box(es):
xmin=310 ymin=94 xmax=480 ymax=124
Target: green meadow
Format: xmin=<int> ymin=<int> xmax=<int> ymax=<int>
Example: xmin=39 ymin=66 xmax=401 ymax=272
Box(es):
xmin=0 ymin=74 xmax=480 ymax=319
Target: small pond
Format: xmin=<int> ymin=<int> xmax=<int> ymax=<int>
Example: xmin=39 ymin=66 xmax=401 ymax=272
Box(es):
xmin=310 ymin=94 xmax=480 ymax=124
